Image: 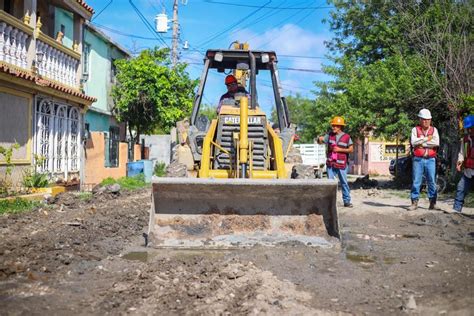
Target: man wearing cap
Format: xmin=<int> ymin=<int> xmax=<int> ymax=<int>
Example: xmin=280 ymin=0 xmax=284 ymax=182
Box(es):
xmin=217 ymin=75 xmax=248 ymax=113
xmin=409 ymin=108 xmax=440 ymax=210
xmin=453 ymin=114 xmax=474 ymax=213
xmin=317 ymin=116 xmax=354 ymax=207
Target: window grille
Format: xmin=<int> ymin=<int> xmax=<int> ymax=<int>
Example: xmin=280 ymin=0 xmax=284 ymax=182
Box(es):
xmin=108 ymin=126 xmax=120 ymax=167
xmin=34 ymin=97 xmax=82 ymax=179
xmin=82 ymin=42 xmax=91 ymax=78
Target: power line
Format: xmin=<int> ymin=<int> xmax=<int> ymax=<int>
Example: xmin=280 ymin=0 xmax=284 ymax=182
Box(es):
xmin=203 ymin=0 xmax=333 ymax=10
xmin=279 ymin=54 xmax=328 ymax=60
xmin=92 ymin=0 xmax=113 ymax=21
xmin=229 ymin=0 xmax=294 ymax=36
xmin=255 ymin=5 xmax=321 ymax=49
xmin=198 ymin=0 xmax=271 ymax=47
xmin=92 ymin=22 xmax=172 ymax=40
xmin=279 ymin=67 xmax=324 ymax=73
xmin=129 ymin=0 xmax=170 ymax=48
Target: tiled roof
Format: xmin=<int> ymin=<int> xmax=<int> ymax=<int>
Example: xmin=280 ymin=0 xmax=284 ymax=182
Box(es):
xmin=76 ymin=0 xmax=94 ymax=14
xmin=0 ymin=62 xmax=96 ymax=103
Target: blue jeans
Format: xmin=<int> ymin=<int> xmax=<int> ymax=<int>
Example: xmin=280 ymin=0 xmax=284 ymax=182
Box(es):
xmin=411 ymin=157 xmax=437 ymax=201
xmin=327 ymin=166 xmax=351 ymax=204
xmin=453 ymin=174 xmax=473 ymax=212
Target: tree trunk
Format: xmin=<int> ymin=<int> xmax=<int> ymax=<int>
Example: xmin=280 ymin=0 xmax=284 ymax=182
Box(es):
xmin=395 ymin=133 xmax=399 ymax=177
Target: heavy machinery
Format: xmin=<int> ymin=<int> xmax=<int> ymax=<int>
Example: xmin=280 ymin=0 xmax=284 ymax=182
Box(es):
xmin=148 ymin=46 xmax=339 ymax=248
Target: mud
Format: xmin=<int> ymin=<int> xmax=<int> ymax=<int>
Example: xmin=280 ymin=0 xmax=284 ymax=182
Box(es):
xmin=0 ymin=185 xmax=473 ymax=315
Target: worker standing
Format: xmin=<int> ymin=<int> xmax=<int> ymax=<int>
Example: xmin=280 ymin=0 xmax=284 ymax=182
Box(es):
xmin=453 ymin=115 xmax=474 ymax=213
xmin=318 ymin=117 xmax=353 ymax=207
xmin=409 ymin=109 xmax=440 ymax=210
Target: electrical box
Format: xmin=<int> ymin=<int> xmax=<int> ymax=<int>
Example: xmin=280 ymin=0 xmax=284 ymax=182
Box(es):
xmin=155 ymin=13 xmax=169 ymax=33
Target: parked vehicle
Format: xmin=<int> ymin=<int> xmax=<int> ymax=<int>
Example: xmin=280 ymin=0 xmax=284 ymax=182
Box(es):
xmin=389 ymin=155 xmax=448 ymax=193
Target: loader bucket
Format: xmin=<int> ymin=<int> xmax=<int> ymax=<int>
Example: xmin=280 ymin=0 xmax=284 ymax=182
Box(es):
xmin=148 ymin=177 xmax=339 ymax=248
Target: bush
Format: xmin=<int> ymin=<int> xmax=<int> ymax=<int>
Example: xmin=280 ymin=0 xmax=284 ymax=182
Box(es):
xmin=154 ymin=162 xmax=166 ymax=177
xmin=0 ymin=198 xmax=39 ymax=215
xmin=22 ymin=169 xmax=49 ymax=189
xmin=99 ymin=174 xmax=147 ymax=191
xmin=100 ymin=177 xmax=116 ymax=186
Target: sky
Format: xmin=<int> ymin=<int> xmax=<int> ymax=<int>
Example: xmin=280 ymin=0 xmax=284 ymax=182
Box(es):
xmin=86 ymin=0 xmax=335 ymax=116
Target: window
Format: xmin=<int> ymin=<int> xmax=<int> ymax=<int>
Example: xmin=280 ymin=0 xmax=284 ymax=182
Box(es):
xmin=110 ymin=58 xmax=117 ymax=82
xmin=106 ymin=126 xmax=120 ymax=167
xmin=82 ymin=43 xmax=91 ymax=80
xmin=34 ymin=97 xmax=81 ymax=179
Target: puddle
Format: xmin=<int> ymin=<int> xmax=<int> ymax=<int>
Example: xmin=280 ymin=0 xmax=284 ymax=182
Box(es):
xmin=345 ymin=252 xmax=376 ymax=263
xmin=383 ymin=257 xmax=396 ymax=264
xmin=402 ymin=234 xmax=420 ymax=239
xmin=123 ymin=251 xmax=148 ymax=263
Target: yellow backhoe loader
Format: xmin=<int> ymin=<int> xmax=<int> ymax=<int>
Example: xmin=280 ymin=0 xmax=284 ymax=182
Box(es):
xmin=148 ymin=46 xmax=339 ymax=248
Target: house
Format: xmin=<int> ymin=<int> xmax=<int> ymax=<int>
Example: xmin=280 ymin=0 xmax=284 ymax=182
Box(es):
xmin=81 ymin=22 xmax=140 ymax=186
xmin=0 ymin=0 xmax=96 ymax=187
xmin=351 ymin=137 xmax=409 ymax=176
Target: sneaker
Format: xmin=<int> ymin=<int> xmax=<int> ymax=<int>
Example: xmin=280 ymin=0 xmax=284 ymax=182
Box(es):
xmin=343 ymin=202 xmax=353 ymax=208
xmin=408 ymin=200 xmax=418 ymax=211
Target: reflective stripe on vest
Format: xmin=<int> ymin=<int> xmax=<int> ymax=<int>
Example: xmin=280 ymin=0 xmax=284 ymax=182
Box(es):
xmin=413 ymin=126 xmax=437 ymax=158
xmin=464 ymin=135 xmax=474 ymax=169
xmin=327 ymin=132 xmax=351 ymax=169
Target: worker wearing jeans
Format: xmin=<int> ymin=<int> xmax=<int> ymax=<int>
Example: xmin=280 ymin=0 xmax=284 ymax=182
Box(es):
xmin=409 ymin=108 xmax=440 ymax=210
xmin=411 ymin=156 xmax=437 ymax=202
xmin=453 ymin=115 xmax=474 ymax=212
xmin=318 ymin=116 xmax=353 ymax=207
xmin=327 ymin=165 xmax=351 ymax=206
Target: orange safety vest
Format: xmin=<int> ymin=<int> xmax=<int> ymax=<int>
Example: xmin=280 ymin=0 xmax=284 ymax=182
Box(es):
xmin=413 ymin=126 xmax=437 ymax=158
xmin=463 ymin=135 xmax=474 ymax=169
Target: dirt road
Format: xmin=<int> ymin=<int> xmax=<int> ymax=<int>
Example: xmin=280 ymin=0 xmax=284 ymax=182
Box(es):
xmin=0 ymin=185 xmax=473 ymax=315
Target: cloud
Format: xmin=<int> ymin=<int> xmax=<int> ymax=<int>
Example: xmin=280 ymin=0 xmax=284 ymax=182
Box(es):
xmin=229 ymin=24 xmax=331 ymax=99
xmin=232 ymin=24 xmax=329 ymax=58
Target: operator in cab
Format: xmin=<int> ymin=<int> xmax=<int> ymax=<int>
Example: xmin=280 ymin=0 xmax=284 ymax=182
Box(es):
xmin=217 ymin=75 xmax=249 ymax=113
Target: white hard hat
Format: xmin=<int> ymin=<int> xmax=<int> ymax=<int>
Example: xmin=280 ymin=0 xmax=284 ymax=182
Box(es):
xmin=418 ymin=108 xmax=432 ymax=120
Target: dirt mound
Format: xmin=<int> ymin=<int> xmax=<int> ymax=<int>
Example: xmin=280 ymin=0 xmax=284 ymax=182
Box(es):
xmin=351 ymin=175 xmax=379 ymax=189
xmin=99 ymin=257 xmax=318 ymax=315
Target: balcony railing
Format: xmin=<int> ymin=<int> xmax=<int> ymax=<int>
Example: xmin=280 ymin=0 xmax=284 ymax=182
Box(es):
xmin=0 ymin=10 xmax=81 ymax=88
xmin=36 ymin=33 xmax=80 ymax=87
xmin=0 ymin=11 xmax=33 ymax=69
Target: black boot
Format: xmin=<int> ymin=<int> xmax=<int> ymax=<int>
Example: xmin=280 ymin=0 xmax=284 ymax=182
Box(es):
xmin=429 ymin=198 xmax=437 ymax=210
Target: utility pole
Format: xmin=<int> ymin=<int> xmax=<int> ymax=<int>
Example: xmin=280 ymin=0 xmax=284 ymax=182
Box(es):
xmin=171 ymin=0 xmax=179 ymax=66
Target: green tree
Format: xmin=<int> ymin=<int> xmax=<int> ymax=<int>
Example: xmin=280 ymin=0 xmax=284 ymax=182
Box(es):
xmin=198 ymin=104 xmax=217 ymax=121
xmin=112 ymin=48 xmax=198 ymax=143
xmin=270 ymin=94 xmax=317 ymax=143
xmin=320 ymin=0 xmax=473 ymax=173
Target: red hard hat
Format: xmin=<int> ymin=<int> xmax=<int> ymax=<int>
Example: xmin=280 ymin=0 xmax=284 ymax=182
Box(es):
xmin=225 ymin=75 xmax=237 ymax=85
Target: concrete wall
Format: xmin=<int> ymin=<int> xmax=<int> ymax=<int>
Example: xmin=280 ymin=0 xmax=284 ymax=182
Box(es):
xmin=0 ymin=87 xmax=33 ymax=187
xmin=85 ymin=110 xmax=111 ymax=132
xmin=83 ymin=28 xmax=109 ymax=115
xmin=84 ymin=132 xmax=128 ymax=185
xmin=84 ymin=132 xmax=143 ymax=185
xmin=54 ymin=7 xmax=74 ymax=49
xmin=0 ymin=90 xmax=32 ymax=163
xmin=140 ymin=135 xmax=172 ymax=166
xmin=83 ymin=26 xmax=128 ymax=117
xmin=351 ymin=138 xmax=409 ymax=176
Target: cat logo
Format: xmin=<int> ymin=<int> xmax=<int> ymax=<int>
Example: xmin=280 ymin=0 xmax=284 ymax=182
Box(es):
xmin=224 ymin=116 xmax=262 ymax=125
